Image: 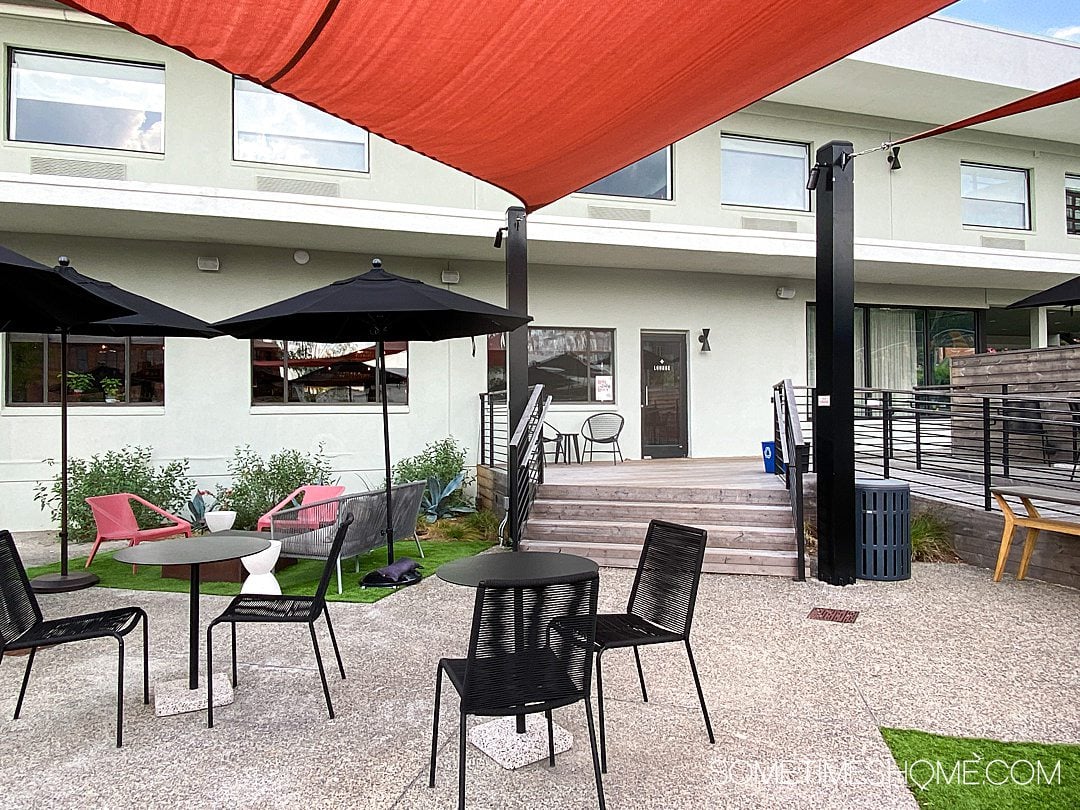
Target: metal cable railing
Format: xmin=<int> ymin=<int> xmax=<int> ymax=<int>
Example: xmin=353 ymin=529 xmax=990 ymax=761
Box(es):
xmin=478 ymin=391 xmax=509 ymax=467
xmin=507 ymin=385 xmax=551 ymax=549
xmin=771 ymin=379 xmax=809 ymax=581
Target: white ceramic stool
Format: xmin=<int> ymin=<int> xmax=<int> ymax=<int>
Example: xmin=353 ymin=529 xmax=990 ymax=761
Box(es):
xmin=241 ymin=539 xmax=282 ymax=595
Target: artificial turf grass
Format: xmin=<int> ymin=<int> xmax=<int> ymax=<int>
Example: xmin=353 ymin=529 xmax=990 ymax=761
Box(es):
xmin=25 ymin=538 xmax=494 ymax=604
xmin=881 ymin=727 xmax=1080 ymax=810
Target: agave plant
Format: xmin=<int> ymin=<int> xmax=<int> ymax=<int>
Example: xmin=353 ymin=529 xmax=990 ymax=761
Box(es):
xmin=422 ymin=472 xmax=475 ymax=523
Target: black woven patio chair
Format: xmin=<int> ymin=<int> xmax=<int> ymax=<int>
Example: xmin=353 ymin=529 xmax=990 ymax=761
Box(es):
xmin=428 ymin=571 xmax=605 ymax=810
xmin=591 ymin=519 xmax=714 ymax=772
xmin=0 ymin=529 xmax=148 ymax=748
xmin=581 ymin=412 xmax=624 ymax=464
xmin=206 ymin=512 xmax=353 ymax=727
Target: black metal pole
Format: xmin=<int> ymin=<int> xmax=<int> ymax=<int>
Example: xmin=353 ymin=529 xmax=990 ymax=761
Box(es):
xmin=814 ymin=141 xmax=857 ymax=586
xmin=189 ymin=563 xmax=200 ymax=690
xmin=379 ymin=339 xmax=395 ymax=565
xmin=505 ymin=206 xmax=529 ymax=430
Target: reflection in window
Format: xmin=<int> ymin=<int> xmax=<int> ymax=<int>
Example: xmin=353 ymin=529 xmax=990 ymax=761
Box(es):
xmin=251 ymin=340 xmax=407 ymax=404
xmin=721 ymin=135 xmax=809 ymax=211
xmin=578 ymin=148 xmax=672 ymax=200
xmin=233 ymin=78 xmax=369 ymax=172
xmin=5 ymin=334 xmax=164 ymax=405
xmin=1067 ymin=175 xmax=1080 ymax=236
xmin=487 ymin=328 xmax=614 ymax=403
xmin=961 ymin=163 xmax=1030 ymax=230
xmin=8 ymin=50 xmax=164 ymax=153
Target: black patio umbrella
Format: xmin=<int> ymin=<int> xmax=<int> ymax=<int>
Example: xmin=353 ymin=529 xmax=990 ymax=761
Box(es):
xmin=1 ymin=253 xmax=219 ymax=592
xmin=1007 ymin=276 xmax=1080 ymax=309
xmin=215 ymin=258 xmax=532 ymax=568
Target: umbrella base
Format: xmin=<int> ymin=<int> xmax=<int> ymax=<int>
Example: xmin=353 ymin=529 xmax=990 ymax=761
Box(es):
xmin=30 ymin=571 xmax=100 ymax=593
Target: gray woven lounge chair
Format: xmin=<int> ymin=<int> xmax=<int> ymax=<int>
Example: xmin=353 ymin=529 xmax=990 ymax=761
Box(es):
xmin=391 ymin=480 xmax=427 ymax=558
xmin=271 ymin=490 xmax=386 ymax=594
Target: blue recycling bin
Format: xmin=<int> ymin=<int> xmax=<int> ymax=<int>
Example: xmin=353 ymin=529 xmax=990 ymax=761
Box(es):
xmin=761 ymin=441 xmax=776 ymax=473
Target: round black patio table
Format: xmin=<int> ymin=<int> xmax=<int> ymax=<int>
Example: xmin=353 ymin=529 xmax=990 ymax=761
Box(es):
xmin=437 ymin=550 xmax=598 ymax=587
xmin=438 ymin=550 xmax=598 ymax=739
xmin=114 ymin=534 xmax=269 ymax=690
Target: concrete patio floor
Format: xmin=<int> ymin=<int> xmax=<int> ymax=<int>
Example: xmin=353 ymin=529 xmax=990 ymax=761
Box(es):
xmin=1 ymin=539 xmax=1078 ymax=809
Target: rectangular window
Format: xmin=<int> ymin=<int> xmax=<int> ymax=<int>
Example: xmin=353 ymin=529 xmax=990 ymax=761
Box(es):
xmin=8 ymin=50 xmax=164 ymax=153
xmin=961 ymin=163 xmax=1030 ymax=230
xmin=251 ymin=340 xmax=407 ymax=404
xmin=5 ymin=334 xmax=164 ymax=405
xmin=721 ymin=135 xmax=809 ymax=211
xmin=1067 ymin=175 xmax=1080 ymax=236
xmin=487 ymin=328 xmax=615 ymax=403
xmin=578 ymin=147 xmax=672 ymax=200
xmin=233 ymin=78 xmax=369 ymax=172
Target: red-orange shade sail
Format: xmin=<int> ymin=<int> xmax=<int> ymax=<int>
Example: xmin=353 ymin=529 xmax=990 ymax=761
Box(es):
xmin=61 ymin=0 xmax=954 ymax=212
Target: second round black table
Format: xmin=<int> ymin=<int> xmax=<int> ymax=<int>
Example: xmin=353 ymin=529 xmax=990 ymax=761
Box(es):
xmin=437 ymin=550 xmax=598 ymax=587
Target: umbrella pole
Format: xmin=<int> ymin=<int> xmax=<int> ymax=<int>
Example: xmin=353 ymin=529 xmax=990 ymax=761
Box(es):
xmin=379 ymin=340 xmax=395 ymax=565
xmin=30 ymin=327 xmax=98 ymax=592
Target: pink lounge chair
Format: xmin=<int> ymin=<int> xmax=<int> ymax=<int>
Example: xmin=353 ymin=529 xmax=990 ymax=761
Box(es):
xmin=85 ymin=493 xmax=192 ymax=571
xmin=256 ymin=485 xmax=346 ymax=532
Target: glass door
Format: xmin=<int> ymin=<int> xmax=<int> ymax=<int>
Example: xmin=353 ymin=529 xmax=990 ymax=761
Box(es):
xmin=641 ymin=333 xmax=688 ymax=458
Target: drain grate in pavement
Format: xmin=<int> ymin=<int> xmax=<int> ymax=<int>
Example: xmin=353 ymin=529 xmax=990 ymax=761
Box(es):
xmin=807 ymin=607 xmax=859 ymax=623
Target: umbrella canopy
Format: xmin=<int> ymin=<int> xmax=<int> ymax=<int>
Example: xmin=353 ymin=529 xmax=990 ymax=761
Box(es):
xmin=0 ymin=247 xmax=135 ymax=330
xmin=58 ymin=0 xmax=952 ymax=211
xmin=0 ymin=252 xmax=218 ymax=592
xmin=1007 ymin=277 xmax=1080 ymax=310
xmin=216 ymin=258 xmax=531 ymax=567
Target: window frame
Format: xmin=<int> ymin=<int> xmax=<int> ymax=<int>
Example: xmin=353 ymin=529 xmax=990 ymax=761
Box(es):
xmin=960 ymin=161 xmax=1032 ymax=231
xmin=231 ymin=76 xmax=371 ymax=174
xmin=6 ymin=47 xmax=166 ymax=154
xmin=249 ymin=339 xmax=408 ymax=406
xmin=720 ymin=133 xmax=811 ymax=212
xmin=576 ymin=146 xmax=674 ymax=202
xmin=1066 ymin=174 xmax=1080 ymax=236
xmin=4 ymin=333 xmax=165 ymax=407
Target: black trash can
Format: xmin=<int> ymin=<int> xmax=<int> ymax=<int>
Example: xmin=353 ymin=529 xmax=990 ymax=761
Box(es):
xmin=855 ymin=478 xmax=911 ymax=581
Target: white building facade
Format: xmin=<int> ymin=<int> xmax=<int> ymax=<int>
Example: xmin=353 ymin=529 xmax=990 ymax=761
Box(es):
xmin=1 ymin=1 xmax=1079 ymax=530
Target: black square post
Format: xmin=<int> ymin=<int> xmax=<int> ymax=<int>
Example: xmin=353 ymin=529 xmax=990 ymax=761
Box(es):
xmin=505 ymin=206 xmax=529 ymax=429
xmin=814 ymin=141 xmax=857 ymax=585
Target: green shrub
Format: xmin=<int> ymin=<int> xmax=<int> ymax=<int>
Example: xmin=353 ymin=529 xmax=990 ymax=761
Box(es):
xmin=910 ymin=509 xmax=954 ymax=562
xmin=217 ymin=445 xmax=333 ymax=531
xmin=33 ymin=446 xmax=193 ymax=542
xmin=392 ymin=437 xmax=473 ymax=507
xmin=463 ymin=509 xmax=500 ymax=543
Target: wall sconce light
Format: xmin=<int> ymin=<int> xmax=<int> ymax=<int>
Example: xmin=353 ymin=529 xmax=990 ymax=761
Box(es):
xmin=776 ymin=286 xmax=796 ymax=300
xmin=293 ymin=249 xmax=310 ymax=265
xmin=196 ymin=256 xmax=220 ymax=273
xmin=698 ymin=328 xmax=711 ymax=352
xmin=887 ymin=146 xmax=902 ymax=171
xmin=441 ymin=268 xmax=460 ymax=284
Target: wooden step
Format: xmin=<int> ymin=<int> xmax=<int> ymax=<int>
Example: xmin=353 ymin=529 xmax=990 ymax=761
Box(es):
xmin=536 ymin=483 xmax=791 ymax=506
xmin=529 ymin=498 xmax=793 ymax=526
xmin=520 ymin=539 xmax=799 ymax=576
xmin=524 ymin=519 xmax=795 ymax=550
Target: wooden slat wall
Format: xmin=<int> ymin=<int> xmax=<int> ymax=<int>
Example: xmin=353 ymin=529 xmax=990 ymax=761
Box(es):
xmin=951 ymin=345 xmax=1080 ymax=396
xmin=476 ymin=465 xmax=508 ymax=519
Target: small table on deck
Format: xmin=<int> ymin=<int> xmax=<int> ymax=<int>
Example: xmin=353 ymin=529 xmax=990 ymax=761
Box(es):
xmin=114 ymin=534 xmax=270 ymax=716
xmin=991 ymin=486 xmax=1080 ymax=581
xmin=437 ymin=551 xmax=599 ymax=769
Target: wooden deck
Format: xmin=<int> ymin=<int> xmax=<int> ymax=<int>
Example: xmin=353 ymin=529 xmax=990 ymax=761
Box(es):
xmin=524 ymin=457 xmax=799 ymax=576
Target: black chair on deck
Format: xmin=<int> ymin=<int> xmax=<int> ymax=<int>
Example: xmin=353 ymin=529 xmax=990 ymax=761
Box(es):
xmin=581 ymin=413 xmax=624 ymax=464
xmin=206 ymin=513 xmax=353 ymax=727
xmin=592 ymin=519 xmax=714 ymax=772
xmin=0 ymin=529 xmax=148 ymax=747
xmin=1002 ymin=399 xmax=1051 ymax=469
xmin=429 ymin=571 xmax=605 ymax=810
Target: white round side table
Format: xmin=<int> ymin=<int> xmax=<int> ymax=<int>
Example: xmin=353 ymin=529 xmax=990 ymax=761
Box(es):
xmin=240 ymin=539 xmax=282 ymax=595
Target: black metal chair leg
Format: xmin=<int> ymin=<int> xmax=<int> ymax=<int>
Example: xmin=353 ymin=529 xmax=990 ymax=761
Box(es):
xmin=141 ymin=612 xmax=150 ymax=704
xmin=457 ymin=711 xmax=466 ymax=810
xmin=429 ymin=666 xmax=443 ymax=788
xmin=632 ymin=646 xmax=648 ymax=702
xmin=323 ymin=608 xmax=346 ymax=679
xmin=546 ymin=709 xmax=555 ymax=766
xmin=14 ymin=647 xmax=36 ymax=720
xmin=584 ymin=698 xmax=607 ymax=810
xmin=115 ymin=637 xmax=125 ymax=748
xmin=230 ymin=622 xmax=238 ymax=687
xmin=309 ymin=623 xmax=334 ymax=719
xmin=206 ymin=623 xmax=216 ymax=728
xmin=595 ymin=650 xmax=608 ymax=773
xmin=684 ymin=640 xmax=714 ymax=744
